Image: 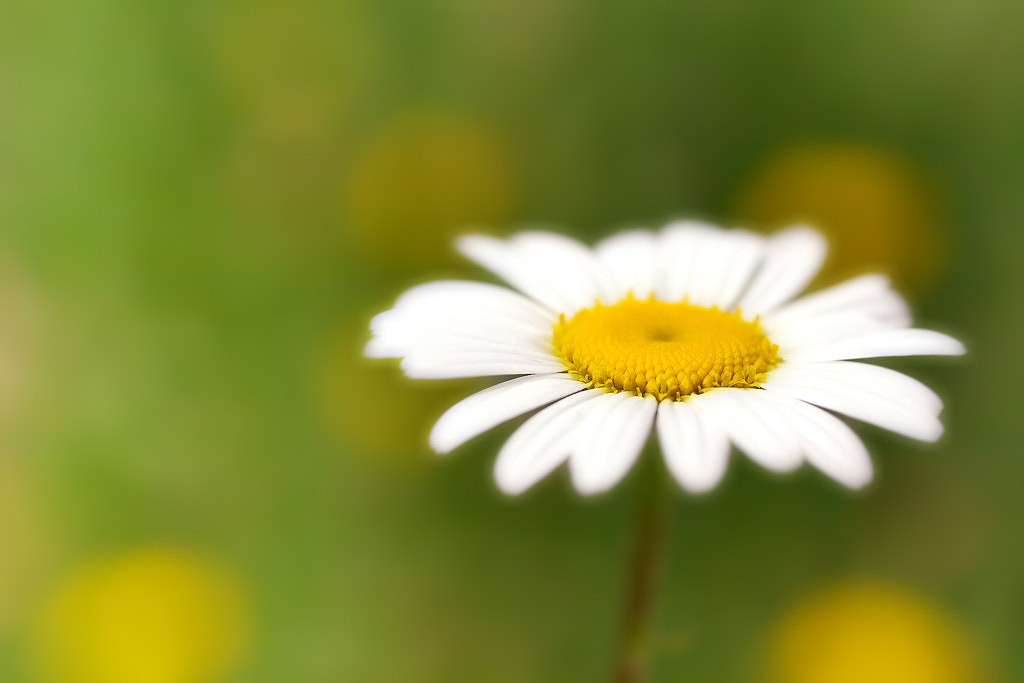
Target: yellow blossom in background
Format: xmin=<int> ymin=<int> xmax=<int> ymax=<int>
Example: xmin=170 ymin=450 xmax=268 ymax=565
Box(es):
xmin=761 ymin=580 xmax=986 ymax=683
xmin=343 ymin=112 xmax=517 ymax=268
xmin=733 ymin=144 xmax=947 ymax=296
xmin=32 ymin=548 xmax=250 ymax=683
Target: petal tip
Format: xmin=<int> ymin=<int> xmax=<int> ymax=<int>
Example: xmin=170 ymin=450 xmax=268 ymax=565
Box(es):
xmin=427 ymin=429 xmax=455 ymax=455
xmin=569 ymin=470 xmax=619 ymax=497
xmin=829 ymin=461 xmax=874 ymax=491
xmin=493 ymin=470 xmax=528 ymax=496
xmin=916 ymin=421 xmax=946 ymax=444
xmin=455 ymin=233 xmax=499 ymax=257
xmin=363 ymin=337 xmax=395 ymax=359
xmin=676 ymin=478 xmax=722 ymax=495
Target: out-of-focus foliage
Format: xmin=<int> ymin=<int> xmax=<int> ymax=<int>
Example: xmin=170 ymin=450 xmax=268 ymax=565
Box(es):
xmin=0 ymin=0 xmax=1021 ymax=681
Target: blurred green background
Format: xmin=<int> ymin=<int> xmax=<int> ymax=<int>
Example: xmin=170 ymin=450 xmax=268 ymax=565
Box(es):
xmin=0 ymin=0 xmax=1021 ymax=681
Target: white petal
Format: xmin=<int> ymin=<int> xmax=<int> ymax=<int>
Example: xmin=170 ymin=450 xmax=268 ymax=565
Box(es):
xmin=654 ymin=221 xmax=719 ymax=302
xmin=762 ymin=361 xmax=944 ymax=441
xmin=737 ymin=226 xmax=826 ymax=317
xmin=457 ymin=234 xmax=569 ymax=312
xmin=782 ymin=328 xmax=966 ymax=363
xmin=511 ymin=231 xmax=618 ymax=309
xmin=391 ymin=280 xmax=551 ymax=326
xmin=569 ymin=393 xmax=657 ymax=495
xmin=371 ymin=333 xmax=553 ymax=368
xmin=430 ymin=374 xmax=587 ymax=453
xmin=458 ymin=232 xmax=607 ymax=315
xmin=400 ymin=351 xmax=565 ymax=379
xmin=699 ymin=230 xmax=766 ymax=311
xmin=367 ymin=278 xmax=570 ymax=378
xmin=767 ymin=312 xmax=906 ymax=351
xmin=656 ymin=399 xmax=730 ymax=493
xmin=755 ymin=391 xmax=873 ymax=489
xmin=369 ymin=307 xmax=552 ymax=358
xmin=364 ymin=324 xmax=406 ymax=358
xmin=379 ymin=319 xmax=550 ymax=351
xmin=666 ymin=226 xmax=721 ymax=308
xmin=689 ymin=388 xmax=802 ymax=473
xmin=766 ymin=274 xmax=911 ymax=330
xmin=493 ymin=389 xmax=607 ymax=495
xmin=771 ymin=360 xmax=942 ymax=412
xmin=595 ymin=229 xmax=658 ymax=301
xmin=367 ymin=280 xmax=554 ymax=359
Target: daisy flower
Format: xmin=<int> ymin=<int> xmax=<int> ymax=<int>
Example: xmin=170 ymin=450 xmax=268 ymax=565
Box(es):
xmin=366 ymin=222 xmax=964 ymax=496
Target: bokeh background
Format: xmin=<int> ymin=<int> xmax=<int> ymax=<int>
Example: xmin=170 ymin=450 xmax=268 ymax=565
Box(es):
xmin=0 ymin=0 xmax=1021 ymax=681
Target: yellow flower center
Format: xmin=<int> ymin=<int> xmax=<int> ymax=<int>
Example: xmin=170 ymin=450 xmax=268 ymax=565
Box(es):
xmin=552 ymin=297 xmax=780 ymax=401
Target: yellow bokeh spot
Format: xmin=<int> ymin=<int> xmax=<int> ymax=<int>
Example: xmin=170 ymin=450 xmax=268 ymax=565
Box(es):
xmin=553 ymin=297 xmax=778 ymax=400
xmin=343 ymin=112 xmax=517 ymax=267
xmin=33 ymin=548 xmax=250 ymax=683
xmin=761 ymin=581 xmax=985 ymax=683
xmin=734 ymin=144 xmax=947 ymax=296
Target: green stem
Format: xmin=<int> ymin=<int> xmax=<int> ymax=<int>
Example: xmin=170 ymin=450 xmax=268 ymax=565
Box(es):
xmin=611 ymin=462 xmax=675 ymax=683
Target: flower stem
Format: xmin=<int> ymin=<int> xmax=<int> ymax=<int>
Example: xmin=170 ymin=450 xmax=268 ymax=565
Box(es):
xmin=611 ymin=461 xmax=675 ymax=683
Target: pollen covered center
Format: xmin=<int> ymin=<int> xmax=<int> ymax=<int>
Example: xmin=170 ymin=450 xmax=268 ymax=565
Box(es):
xmin=552 ymin=297 xmax=779 ymax=400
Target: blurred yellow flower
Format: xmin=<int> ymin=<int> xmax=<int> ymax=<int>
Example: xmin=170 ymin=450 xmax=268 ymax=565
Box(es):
xmin=33 ymin=548 xmax=250 ymax=683
xmin=761 ymin=581 xmax=985 ymax=683
xmin=343 ymin=112 xmax=517 ymax=268
xmin=734 ymin=144 xmax=947 ymax=296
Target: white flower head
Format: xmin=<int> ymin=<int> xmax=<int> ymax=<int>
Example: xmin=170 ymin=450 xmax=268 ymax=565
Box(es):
xmin=366 ymin=222 xmax=965 ymax=496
